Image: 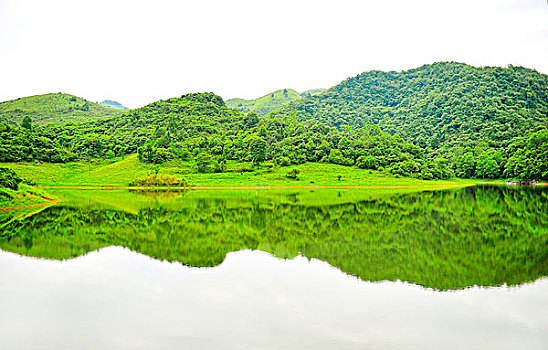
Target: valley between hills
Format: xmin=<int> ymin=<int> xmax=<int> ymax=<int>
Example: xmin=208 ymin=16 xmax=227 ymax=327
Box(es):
xmin=0 ymin=62 xmax=547 ymax=209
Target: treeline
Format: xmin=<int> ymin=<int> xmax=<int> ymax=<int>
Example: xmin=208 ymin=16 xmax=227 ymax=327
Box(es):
xmin=277 ymin=62 xmax=548 ymax=180
xmin=1 ymin=93 xmax=451 ymax=179
xmin=1 ymin=61 xmax=547 ymax=181
xmin=0 ymin=122 xmax=75 ymax=162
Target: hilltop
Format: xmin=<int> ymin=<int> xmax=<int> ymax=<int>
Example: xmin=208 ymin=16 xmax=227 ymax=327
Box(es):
xmin=277 ymin=62 xmax=548 ymax=179
xmin=279 ymin=62 xmax=548 ymax=148
xmin=226 ymin=88 xmax=324 ymax=117
xmin=0 ymin=93 xmax=121 ymax=125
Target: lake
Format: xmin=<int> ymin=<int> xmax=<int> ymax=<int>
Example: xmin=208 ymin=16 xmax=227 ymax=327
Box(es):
xmin=1 ymin=185 xmax=547 ymax=349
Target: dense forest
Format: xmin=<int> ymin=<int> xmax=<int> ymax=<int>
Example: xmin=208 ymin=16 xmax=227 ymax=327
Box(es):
xmin=0 ymin=93 xmax=120 ymax=125
xmin=0 ymin=93 xmax=451 ymax=179
xmin=0 ymin=63 xmax=547 ymax=181
xmin=278 ymin=62 xmax=548 ymax=180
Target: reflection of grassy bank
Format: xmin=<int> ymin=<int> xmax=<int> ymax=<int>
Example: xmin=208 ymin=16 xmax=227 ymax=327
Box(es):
xmin=46 ymin=186 xmax=470 ymax=213
xmin=2 ymin=155 xmax=483 ymax=188
xmin=2 ymin=186 xmax=547 ymax=290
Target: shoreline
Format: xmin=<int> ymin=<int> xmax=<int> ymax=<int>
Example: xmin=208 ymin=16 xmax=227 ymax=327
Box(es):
xmin=39 ymin=184 xmax=475 ymax=190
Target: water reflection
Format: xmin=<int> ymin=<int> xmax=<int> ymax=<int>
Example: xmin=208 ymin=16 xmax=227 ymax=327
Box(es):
xmin=1 ymin=185 xmax=547 ymax=290
xmin=1 ymin=247 xmax=547 ymax=349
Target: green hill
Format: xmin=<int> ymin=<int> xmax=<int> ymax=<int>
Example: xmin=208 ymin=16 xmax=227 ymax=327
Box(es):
xmin=100 ymin=100 xmax=128 ymax=110
xmin=0 ymin=93 xmax=121 ymax=125
xmin=1 ymin=93 xmax=451 ymax=180
xmin=227 ymin=89 xmax=303 ymax=117
xmin=278 ymin=62 xmax=548 ymax=179
xmin=226 ymin=88 xmax=324 ymax=117
xmin=1 ymin=62 xmax=547 ymax=181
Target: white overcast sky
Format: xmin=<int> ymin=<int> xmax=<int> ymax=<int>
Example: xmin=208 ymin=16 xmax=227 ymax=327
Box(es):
xmin=0 ymin=0 xmax=547 ymax=108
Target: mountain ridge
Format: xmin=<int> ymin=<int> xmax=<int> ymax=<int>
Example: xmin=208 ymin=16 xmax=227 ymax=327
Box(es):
xmin=0 ymin=93 xmax=121 ymax=125
xmin=226 ymin=88 xmax=325 ymax=117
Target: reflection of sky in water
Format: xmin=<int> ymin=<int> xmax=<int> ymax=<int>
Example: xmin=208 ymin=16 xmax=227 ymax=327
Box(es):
xmin=1 ymin=247 xmax=547 ymax=349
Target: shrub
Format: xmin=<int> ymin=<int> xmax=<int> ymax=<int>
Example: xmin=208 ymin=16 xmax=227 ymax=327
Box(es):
xmin=286 ymin=169 xmax=300 ymax=180
xmin=275 ymin=156 xmax=291 ymax=166
xmin=0 ymin=188 xmax=13 ymax=199
xmin=0 ymin=168 xmax=22 ymax=190
xmin=129 ymin=174 xmax=187 ymax=187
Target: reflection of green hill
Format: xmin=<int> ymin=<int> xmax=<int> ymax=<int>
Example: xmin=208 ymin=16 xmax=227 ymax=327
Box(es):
xmin=1 ymin=186 xmax=547 ymax=290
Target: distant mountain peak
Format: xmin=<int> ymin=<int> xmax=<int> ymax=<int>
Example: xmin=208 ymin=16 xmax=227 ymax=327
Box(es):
xmin=100 ymin=100 xmax=128 ymax=110
xmin=226 ymin=88 xmax=324 ymax=117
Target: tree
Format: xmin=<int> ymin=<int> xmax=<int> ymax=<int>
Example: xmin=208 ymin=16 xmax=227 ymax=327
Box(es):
xmin=476 ymin=155 xmax=499 ymax=179
xmin=21 ymin=116 xmax=32 ymax=131
xmin=356 ymin=155 xmax=379 ymax=170
xmin=249 ymin=137 xmax=266 ymax=166
xmin=286 ymin=169 xmax=299 ymax=179
xmin=244 ymin=112 xmax=259 ymax=129
xmin=0 ymin=168 xmax=22 ymax=190
xmin=455 ymin=152 xmax=476 ymax=178
xmin=328 ymin=149 xmax=353 ymax=166
xmin=196 ymin=152 xmax=212 ymax=173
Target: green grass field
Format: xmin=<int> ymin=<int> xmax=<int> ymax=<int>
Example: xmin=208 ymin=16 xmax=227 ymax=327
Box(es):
xmin=3 ymin=154 xmax=483 ymax=188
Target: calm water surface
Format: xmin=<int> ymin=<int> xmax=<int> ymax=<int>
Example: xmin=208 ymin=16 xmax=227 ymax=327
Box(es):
xmin=0 ymin=185 xmax=547 ymax=349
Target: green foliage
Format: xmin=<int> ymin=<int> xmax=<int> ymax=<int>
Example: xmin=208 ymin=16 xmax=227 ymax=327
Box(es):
xmin=21 ymin=116 xmax=32 ymax=131
xmin=286 ymin=169 xmax=299 ymax=179
xmin=505 ymin=130 xmax=548 ymax=180
xmin=137 ymin=142 xmax=174 ymax=164
xmin=129 ymin=174 xmax=187 ymax=187
xmin=328 ymin=149 xmax=353 ymax=166
xmin=278 ymin=62 xmax=548 ymax=179
xmin=249 ymin=137 xmax=266 ymax=165
xmin=2 ymin=63 xmax=547 ymax=182
xmin=196 ymin=152 xmax=213 ymax=173
xmin=0 ymin=93 xmax=120 ymax=125
xmin=0 ymin=122 xmax=76 ymax=162
xmin=226 ymin=89 xmax=304 ymax=117
xmin=0 ymin=167 xmax=22 ymax=190
xmin=356 ymin=155 xmax=379 ymax=169
xmin=18 ymin=93 xmax=446 ymax=179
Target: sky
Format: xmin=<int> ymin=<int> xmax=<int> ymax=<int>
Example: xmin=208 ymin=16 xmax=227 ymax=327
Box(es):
xmin=0 ymin=0 xmax=547 ymax=108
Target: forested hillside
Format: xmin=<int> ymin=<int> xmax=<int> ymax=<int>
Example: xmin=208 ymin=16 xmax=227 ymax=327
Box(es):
xmin=277 ymin=62 xmax=548 ymax=179
xmin=0 ymin=93 xmax=450 ymax=179
xmin=0 ymin=93 xmax=121 ymax=125
xmin=1 ymin=63 xmax=547 ymax=181
xmin=226 ymin=88 xmax=324 ymax=117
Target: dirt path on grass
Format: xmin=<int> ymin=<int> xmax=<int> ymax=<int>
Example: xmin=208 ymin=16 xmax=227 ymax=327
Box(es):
xmin=0 ymin=197 xmax=60 ymax=212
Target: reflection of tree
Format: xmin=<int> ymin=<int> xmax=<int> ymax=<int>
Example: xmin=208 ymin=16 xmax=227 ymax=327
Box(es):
xmin=128 ymin=189 xmax=189 ymax=200
xmin=1 ymin=186 xmax=547 ymax=290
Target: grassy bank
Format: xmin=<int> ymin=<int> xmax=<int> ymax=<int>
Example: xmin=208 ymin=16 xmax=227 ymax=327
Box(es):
xmin=0 ymin=184 xmax=57 ymax=212
xmin=2 ymin=154 xmax=483 ymax=188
